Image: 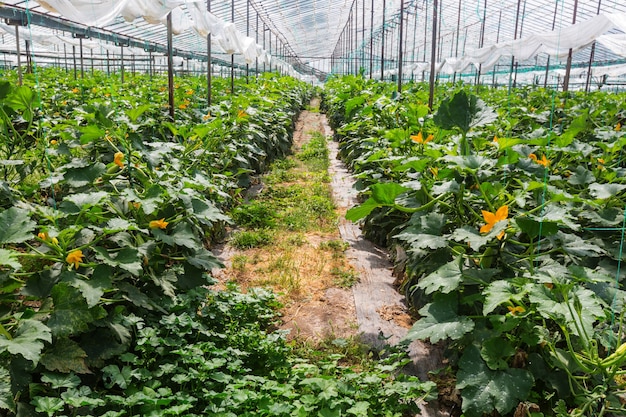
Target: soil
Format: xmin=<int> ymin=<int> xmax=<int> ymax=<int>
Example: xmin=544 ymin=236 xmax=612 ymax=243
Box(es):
xmin=213 ymin=98 xmax=450 ymax=416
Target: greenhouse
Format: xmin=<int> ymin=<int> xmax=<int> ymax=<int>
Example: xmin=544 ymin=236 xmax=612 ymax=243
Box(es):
xmin=1 ymin=0 xmax=626 ymax=416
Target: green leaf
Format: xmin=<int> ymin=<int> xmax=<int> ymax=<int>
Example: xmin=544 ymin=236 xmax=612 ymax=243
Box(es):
xmin=556 ymin=111 xmax=588 ymax=147
xmin=102 ymin=365 xmax=138 ymax=389
xmin=418 ymin=258 xmax=463 ymax=294
xmin=79 ymin=124 xmax=105 ymax=144
xmin=483 ymin=280 xmax=529 ymax=315
xmin=47 ymin=283 xmax=107 ymax=337
xmin=403 ymin=294 xmax=474 ymax=343
xmin=190 ymin=198 xmax=230 ymax=226
xmin=567 ymin=166 xmax=595 ymax=185
xmin=346 ymin=401 xmax=370 ymax=416
xmin=41 ymin=338 xmax=90 ymax=374
xmin=0 ymin=366 xmax=14 ymax=412
xmin=0 ymin=319 xmax=51 ymax=364
xmin=31 ymin=396 xmax=65 ymax=415
xmin=0 ymin=248 xmax=21 ymax=270
xmin=64 ymin=163 xmax=106 ymax=187
xmin=393 ymin=158 xmax=430 ymax=173
xmin=0 ymin=80 xmax=10 ymax=100
xmin=450 ymin=226 xmax=489 ymax=251
xmin=152 ymin=223 xmax=198 ymax=248
xmin=93 ymin=247 xmax=142 ymax=276
xmin=370 ymin=182 xmax=409 ymax=204
xmin=62 ymin=191 xmax=109 ymax=208
xmin=6 ymin=85 xmax=34 ymax=121
xmin=557 ymin=232 xmax=605 ymax=258
xmin=434 ymin=91 xmax=496 ymax=134
xmin=588 ymin=183 xmax=626 ymax=199
xmin=126 ymin=104 xmax=153 ymax=123
xmin=345 ymin=198 xmax=379 ymax=221
xmin=529 ymin=285 xmax=605 ymax=339
xmin=481 ymin=337 xmax=516 ymax=370
xmin=515 ymin=217 xmax=559 ymax=239
xmin=457 ymin=345 xmax=533 ymax=417
xmin=0 ymin=207 xmax=36 ymax=244
xmin=41 ymin=372 xmax=81 ymax=389
xmin=62 ymin=268 xmax=111 ymax=308
xmin=186 ymin=248 xmax=224 ymax=271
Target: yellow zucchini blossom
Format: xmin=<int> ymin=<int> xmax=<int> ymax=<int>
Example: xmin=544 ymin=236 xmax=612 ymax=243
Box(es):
xmin=149 ymin=218 xmax=169 ymax=229
xmin=66 ymin=250 xmax=84 ymax=269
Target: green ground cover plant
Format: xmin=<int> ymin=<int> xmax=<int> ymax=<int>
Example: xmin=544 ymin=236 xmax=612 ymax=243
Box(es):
xmin=323 ymin=75 xmax=626 ymax=416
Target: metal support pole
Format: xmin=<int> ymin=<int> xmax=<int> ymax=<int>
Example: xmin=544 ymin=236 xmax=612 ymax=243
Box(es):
xmin=508 ymin=0 xmax=522 ymax=93
xmin=380 ymin=0 xmax=386 ymax=80
xmin=563 ymin=0 xmax=579 ymax=92
xmin=106 ymin=50 xmax=110 ymax=75
xmin=167 ymin=13 xmax=175 ymax=120
xmin=369 ymin=0 xmax=374 ymax=78
xmin=79 ymin=37 xmax=84 ymax=78
xmin=14 ymin=25 xmax=22 ymax=85
xmin=120 ymin=45 xmax=125 ymax=83
xmin=230 ymin=0 xmax=235 ymax=94
xmin=585 ymin=0 xmax=603 ymax=92
xmin=397 ymin=0 xmax=404 ymax=92
xmin=544 ymin=0 xmax=560 ymax=88
xmin=72 ymin=45 xmax=77 ymax=81
xmin=428 ymin=0 xmax=438 ymax=110
xmin=246 ymin=0 xmax=250 ymax=83
xmin=24 ymin=39 xmax=32 ymax=74
xmin=207 ymin=0 xmax=212 ymax=105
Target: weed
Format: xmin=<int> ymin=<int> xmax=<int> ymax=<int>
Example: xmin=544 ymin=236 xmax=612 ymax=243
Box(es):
xmin=331 ymin=266 xmax=360 ymax=288
xmin=231 ymin=254 xmax=249 ymax=273
xmin=230 ymin=229 xmax=274 ymax=249
xmin=230 ymin=201 xmax=277 ymax=229
xmin=320 ymin=239 xmax=349 ymax=252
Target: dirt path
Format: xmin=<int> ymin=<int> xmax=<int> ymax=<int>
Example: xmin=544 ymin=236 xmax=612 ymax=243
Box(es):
xmin=215 ymin=98 xmax=449 ymax=416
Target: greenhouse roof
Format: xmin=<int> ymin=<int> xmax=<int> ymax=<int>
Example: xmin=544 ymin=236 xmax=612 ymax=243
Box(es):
xmin=0 ymin=0 xmax=624 ymax=82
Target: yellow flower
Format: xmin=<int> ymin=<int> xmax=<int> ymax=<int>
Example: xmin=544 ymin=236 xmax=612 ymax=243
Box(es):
xmin=203 ymin=112 xmax=212 ymax=120
xmin=597 ymin=158 xmax=605 ymax=164
xmin=51 ymin=237 xmax=59 ymax=245
xmin=114 ymin=152 xmax=124 ymax=168
xmin=616 ymin=122 xmax=622 ymax=132
xmin=529 ymin=153 xmax=549 ymax=167
xmin=149 ymin=218 xmax=169 ymax=229
xmin=71 ymin=87 xmax=79 ymax=93
xmin=480 ymin=205 xmax=509 ymax=240
xmin=430 ymin=167 xmax=438 ymax=177
xmin=37 ymin=232 xmax=47 ymax=240
xmin=507 ymin=305 xmax=526 ymax=315
xmin=66 ymin=250 xmax=84 ymax=269
xmin=178 ymin=103 xmax=188 ymax=110
xmin=237 ymin=109 xmax=247 ymax=119
xmin=50 ymin=139 xmax=58 ymax=145
xmin=185 ymin=89 xmax=194 ymax=95
xmin=493 ymin=135 xmax=499 ymax=143
xmin=410 ymin=132 xmax=434 ymax=144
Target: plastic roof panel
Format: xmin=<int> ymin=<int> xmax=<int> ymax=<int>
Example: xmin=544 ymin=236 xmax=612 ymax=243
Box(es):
xmin=0 ymin=0 xmax=624 ymax=81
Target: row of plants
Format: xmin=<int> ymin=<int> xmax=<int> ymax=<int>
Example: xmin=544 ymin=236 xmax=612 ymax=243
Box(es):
xmin=0 ymin=68 xmax=436 ymax=416
xmin=322 ymin=75 xmax=626 ymax=416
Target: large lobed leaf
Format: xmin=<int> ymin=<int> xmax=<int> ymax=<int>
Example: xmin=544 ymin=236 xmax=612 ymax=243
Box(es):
xmin=457 ymin=345 xmax=534 ymax=417
xmin=0 ymin=319 xmax=52 ymax=364
xmin=402 ymin=293 xmax=474 ymax=343
xmin=0 ymin=207 xmax=36 ymax=244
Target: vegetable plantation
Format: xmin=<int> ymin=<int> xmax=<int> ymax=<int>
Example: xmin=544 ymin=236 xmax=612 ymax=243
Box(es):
xmin=322 ymin=75 xmax=626 ymax=417
xmin=0 ymin=69 xmax=436 ymax=416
